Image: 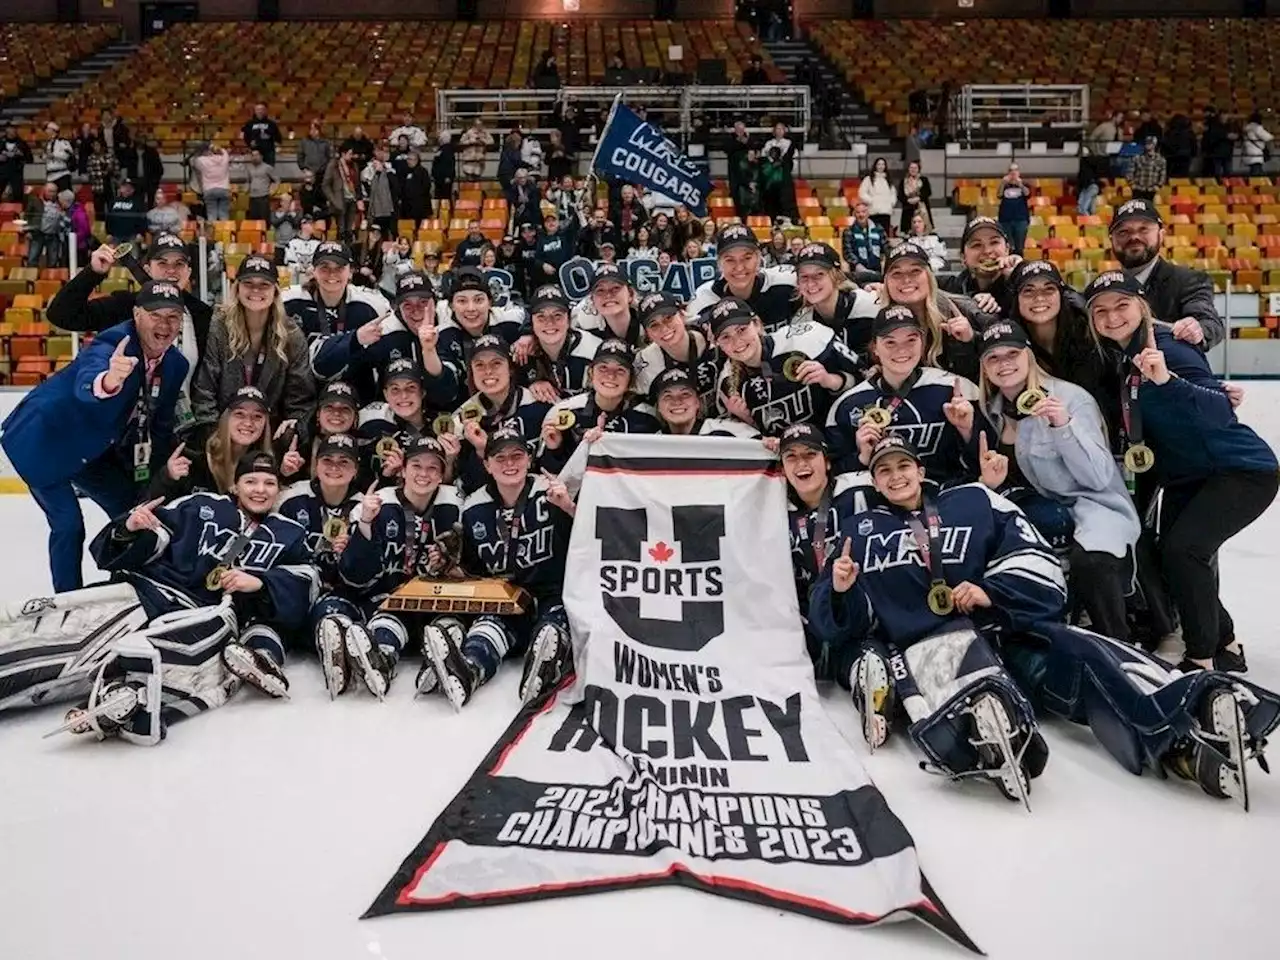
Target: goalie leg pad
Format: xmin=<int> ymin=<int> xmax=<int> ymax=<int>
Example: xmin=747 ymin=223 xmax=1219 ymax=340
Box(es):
xmin=519 ymin=605 xmax=572 ymax=705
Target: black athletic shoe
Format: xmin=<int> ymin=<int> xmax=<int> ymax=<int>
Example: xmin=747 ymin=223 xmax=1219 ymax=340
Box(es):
xmin=1215 ymin=645 xmax=1248 ymax=674
xmin=1176 ymin=658 xmax=1207 ymax=674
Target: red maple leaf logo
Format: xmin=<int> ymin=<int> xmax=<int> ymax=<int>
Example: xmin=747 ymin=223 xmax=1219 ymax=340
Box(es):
xmin=648 ymin=541 xmax=674 ymax=563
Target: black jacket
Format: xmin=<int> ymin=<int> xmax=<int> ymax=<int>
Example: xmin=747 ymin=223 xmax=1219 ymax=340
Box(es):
xmin=1139 ymin=257 xmax=1225 ymax=350
xmin=46 ymin=265 xmax=214 ymax=367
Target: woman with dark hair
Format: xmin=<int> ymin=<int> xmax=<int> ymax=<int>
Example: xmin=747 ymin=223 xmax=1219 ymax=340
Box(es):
xmin=1007 ymin=259 xmax=1104 ymax=397
xmin=896 ymin=159 xmax=933 ymax=235
xmin=859 ymin=157 xmax=895 ymax=235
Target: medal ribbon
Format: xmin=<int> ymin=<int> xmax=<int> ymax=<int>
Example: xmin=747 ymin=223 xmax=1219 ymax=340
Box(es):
xmin=906 ymin=499 xmax=948 ymax=592
xmin=1120 ymin=371 xmax=1144 ymax=448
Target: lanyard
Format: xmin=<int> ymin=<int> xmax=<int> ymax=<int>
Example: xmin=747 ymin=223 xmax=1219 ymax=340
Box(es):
xmin=400 ymin=489 xmax=439 ymax=576
xmin=495 ymin=480 xmax=532 ymax=568
xmin=796 ymin=487 xmax=833 ymax=575
xmin=312 ymin=288 xmax=348 ymax=336
xmin=905 ymin=500 xmax=947 ymax=588
xmin=242 ymin=349 xmax=266 ymax=388
xmin=1120 ymin=371 xmax=1144 ymax=447
xmin=129 ymin=361 xmax=162 ymax=482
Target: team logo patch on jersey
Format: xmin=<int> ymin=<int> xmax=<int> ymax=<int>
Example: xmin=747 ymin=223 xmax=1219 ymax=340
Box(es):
xmin=200 ymin=506 xmax=214 ymax=520
xmin=858 ymin=518 xmax=874 ymax=535
xmin=788 ymin=320 xmax=812 ymax=336
xmin=296 ymin=508 xmax=309 ymax=524
xmin=472 ymin=521 xmax=487 ymax=541
xmin=386 ymin=519 xmax=399 ymax=539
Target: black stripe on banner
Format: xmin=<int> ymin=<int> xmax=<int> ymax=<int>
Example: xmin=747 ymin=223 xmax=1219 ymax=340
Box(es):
xmin=586 ymin=455 xmax=779 ymax=474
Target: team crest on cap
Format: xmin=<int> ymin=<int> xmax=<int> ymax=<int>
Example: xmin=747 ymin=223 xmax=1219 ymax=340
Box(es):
xmin=782 ymin=423 xmax=813 ymax=440
xmin=399 ymin=273 xmax=426 ymax=290
xmin=386 ymin=358 xmax=417 ymax=374
xmin=326 ymin=382 xmax=354 ymax=396
xmin=472 ymin=333 xmax=506 ymax=350
xmin=1022 ymin=260 xmax=1055 ymax=276
xmin=711 ymin=299 xmax=741 ymax=319
xmin=639 ymin=293 xmax=664 ymax=312
xmin=534 ymin=284 xmax=566 ymax=300
xmin=238 ymin=385 xmax=266 ymax=401
xmin=984 ymin=322 xmax=1017 ymax=340
xmin=149 ymin=281 xmax=180 ymax=298
xmin=1094 ymin=271 xmax=1126 ymax=287
xmin=1117 ymin=200 xmax=1147 ymax=217
xmin=317 ymin=241 xmax=344 ymax=255
xmin=328 ymin=434 xmax=356 ymax=449
xmin=799 ymin=244 xmax=827 ymax=258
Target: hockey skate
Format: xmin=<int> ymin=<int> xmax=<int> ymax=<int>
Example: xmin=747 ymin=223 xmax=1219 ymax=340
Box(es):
xmin=519 ymin=623 xmax=572 ymax=705
xmin=343 ymin=621 xmax=395 ymax=701
xmin=1168 ymin=686 xmax=1257 ymax=811
xmin=315 ymin=616 xmax=351 ymax=700
xmin=422 ymin=623 xmax=483 ymax=711
xmin=969 ymin=694 xmax=1034 ymax=811
xmin=852 ymin=654 xmax=894 ymax=752
xmin=46 ymin=680 xmax=141 ymax=741
xmin=222 ymin=643 xmax=290 ymax=699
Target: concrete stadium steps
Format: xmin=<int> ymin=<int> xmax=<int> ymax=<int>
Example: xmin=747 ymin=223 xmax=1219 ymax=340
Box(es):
xmin=1 ymin=42 xmax=139 ymax=123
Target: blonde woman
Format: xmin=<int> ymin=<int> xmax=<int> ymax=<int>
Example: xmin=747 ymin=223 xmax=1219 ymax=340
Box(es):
xmin=878 ymin=241 xmax=985 ymax=381
xmin=147 ymin=385 xmax=274 ymax=499
xmin=789 ymin=241 xmax=878 ymax=360
xmin=191 ymin=253 xmax=316 ymax=441
xmin=975 ymin=320 xmax=1139 ymax=642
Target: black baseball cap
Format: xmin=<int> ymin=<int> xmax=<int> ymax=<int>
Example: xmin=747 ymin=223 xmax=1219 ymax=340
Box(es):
xmin=716 ymin=223 xmax=759 ymax=256
xmin=395 ymin=270 xmax=434 ymax=304
xmin=706 ymin=296 xmax=756 ymax=336
xmin=795 ymin=242 xmax=840 ymax=270
xmin=779 ymin=422 xmax=827 ymax=455
xmin=1010 ymin=258 xmax=1064 ymax=294
xmin=529 ymin=284 xmax=570 ymax=313
xmin=638 ymin=291 xmax=683 ymax=326
xmin=404 ymin=434 xmax=448 ymax=466
xmin=234 ymin=450 xmax=279 ymax=480
xmin=1109 ymin=197 xmax=1163 ymax=232
xmin=318 ymin=380 xmax=358 ymax=410
xmin=961 ymin=216 xmax=1009 ymax=247
xmin=868 ymin=435 xmax=922 ymax=470
xmin=136 ymin=279 xmax=186 ymax=312
xmin=236 ymin=254 xmax=277 ymax=283
xmin=882 ymin=241 xmax=932 ymax=273
xmin=316 ymin=432 xmax=359 ymax=463
xmin=589 ymin=262 xmax=630 ymax=291
xmin=383 ymin=357 xmax=424 ymax=385
xmin=228 ymin=385 xmax=269 ymax=413
xmin=313 ymin=241 xmax=351 ymax=266
xmin=651 ymin=367 xmax=697 ymax=401
xmin=1083 ymin=270 xmax=1145 ymax=306
xmin=452 ymin=267 xmax=490 ymax=297
xmin=872 ymin=304 xmax=923 ymax=339
xmin=485 ymin=423 xmax=529 ymax=459
xmin=592 ymin=338 xmax=634 ymax=368
xmin=979 ymin=320 xmax=1031 ymax=358
xmin=469 ymin=333 xmax=511 ymax=364
xmin=148 ymin=232 xmax=190 ymax=263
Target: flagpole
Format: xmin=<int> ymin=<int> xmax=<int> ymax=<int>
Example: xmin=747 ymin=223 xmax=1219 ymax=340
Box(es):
xmin=583 ymin=93 xmax=623 ymax=218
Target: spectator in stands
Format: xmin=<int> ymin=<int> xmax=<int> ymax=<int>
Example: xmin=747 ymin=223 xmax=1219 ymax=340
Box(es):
xmin=579 ymin=210 xmax=617 ymax=260
xmin=342 ymin=125 xmax=375 ymax=168
xmin=1201 ymin=107 xmax=1234 ymax=179
xmin=548 ymin=175 xmax=583 ymax=230
xmin=73 ymin=122 xmax=97 ymax=177
xmin=192 ymin=141 xmax=231 ymax=223
xmin=649 ymin=211 xmax=676 ymax=256
xmin=104 ymin=179 xmax=146 ymax=246
xmin=996 ymin=162 xmax=1032 ymax=255
xmin=242 ymin=103 xmax=282 ymax=167
xmin=897 ymin=159 xmax=932 ymax=234
xmin=323 ymin=146 xmax=361 ymax=243
xmin=298 ymin=170 xmax=326 ymax=222
xmin=0 ymin=121 xmax=32 ymax=203
xmin=1108 ymin=198 xmax=1224 ymax=351
xmin=241 ymin=148 xmax=279 ymax=223
xmin=361 ymin=145 xmax=400 ymax=237
xmin=611 ymin=183 xmax=649 ymax=249
xmin=389 ymin=112 xmax=429 ymax=151
xmin=497 ymin=131 xmax=523 ymax=193
xmin=762 ymin=229 xmax=789 ymax=268
xmin=630 ymin=225 xmax=659 ymax=261
xmin=502 ymin=167 xmax=537 ymax=231
xmin=460 ymin=119 xmax=493 ymax=180
xmin=533 ymin=51 xmax=561 ymax=90
xmin=760 ymin=122 xmax=798 ymax=222
xmin=672 ymin=205 xmax=701 ymax=253
xmin=147 ymin=187 xmax=191 ymax=237
xmin=1133 ymin=110 xmax=1163 ymax=147
xmin=432 ymin=132 xmax=457 ymax=205
xmin=1128 ymin=137 xmax=1167 ymax=204
xmin=859 ymin=157 xmax=895 ymax=235
xmin=354 ymin=226 xmax=386 ymax=289
xmin=726 ymin=121 xmax=756 ymax=218
xmin=192 ymin=253 xmax=315 ymax=437
xmin=546 ymin=131 xmax=571 ymax=184
xmin=270 ymin=194 xmax=301 ymax=259
xmin=605 ymin=50 xmax=627 ymax=86
xmin=455 ymin=220 xmax=491 ymax=268
xmin=1243 ymin=112 xmax=1274 ymax=177
xmin=85 ymin=138 xmax=117 ymax=214
xmin=906 ymin=212 xmax=948 ymax=273
xmin=63 ymin=189 xmax=90 ymax=266
xmin=941 ymin=216 xmax=1019 ymax=315
xmin=521 ymin=130 xmax=545 ymax=179
xmin=25 ymin=184 xmax=68 ymax=268
xmin=140 ymin=139 xmax=163 ymax=210
xmin=285 ymin=217 xmax=320 ymax=278
xmin=699 ymin=219 xmax=718 ymax=257
xmin=535 ymin=213 xmax=574 ymax=279
xmin=1163 ymin=114 xmax=1196 ymax=179
xmin=297 ymin=120 xmax=332 ymax=175
xmin=1075 ymin=149 xmax=1105 ymax=217
xmin=1088 ymin=110 xmax=1123 ymax=156
xmin=112 ymin=119 xmax=137 ymax=182
xmin=743 ymin=55 xmax=768 ymax=86
xmin=398 ymin=151 xmax=431 ymax=224
xmin=43 ymin=122 xmax=74 ymax=193
xmin=100 ymin=107 xmax=128 ymax=164
xmin=842 ymin=200 xmax=886 ymax=277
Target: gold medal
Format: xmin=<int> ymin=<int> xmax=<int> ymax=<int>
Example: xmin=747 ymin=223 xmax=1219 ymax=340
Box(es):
xmin=374 ymin=436 xmax=400 ymax=459
xmin=431 ymin=413 xmax=455 ymax=437
xmin=978 ymin=258 xmax=1001 ymax=275
xmin=927 ymin=582 xmax=955 ymax=616
xmin=782 ymin=355 xmax=806 ymax=382
xmin=552 ymin=409 xmax=576 ymax=431
xmin=460 ymin=401 xmax=484 ymax=422
xmin=322 ymin=517 xmax=348 ymax=542
xmin=110 ymin=242 xmax=134 ymax=260
xmin=862 ymin=406 xmax=893 ymax=429
xmin=1124 ymin=442 xmax=1155 ymax=474
xmin=1015 ymin=387 xmax=1047 ymax=416
xmin=205 ymin=565 xmax=229 ymax=591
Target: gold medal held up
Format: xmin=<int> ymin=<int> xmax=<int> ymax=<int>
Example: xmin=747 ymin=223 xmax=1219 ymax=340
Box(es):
xmin=374 ymin=436 xmax=400 ymax=459
xmin=205 ymin=564 xmax=229 ymax=592
xmin=1124 ymin=442 xmax=1155 ymax=474
xmin=782 ymin=356 xmax=806 ymax=382
xmin=431 ymin=413 xmax=455 ymax=437
xmin=110 ymin=242 xmax=134 ymax=260
xmin=322 ymin=517 xmax=348 ymax=542
xmin=460 ymin=401 xmax=484 ymax=422
xmin=1015 ymin=388 xmax=1047 ymax=416
xmin=862 ymin=405 xmax=893 ymax=429
xmin=552 ymin=409 xmax=576 ymax=431
xmin=927 ymin=582 xmax=955 ymax=616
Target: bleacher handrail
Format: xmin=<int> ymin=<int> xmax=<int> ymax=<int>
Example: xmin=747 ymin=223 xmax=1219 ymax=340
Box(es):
xmin=954 ymin=84 xmax=1090 ymax=148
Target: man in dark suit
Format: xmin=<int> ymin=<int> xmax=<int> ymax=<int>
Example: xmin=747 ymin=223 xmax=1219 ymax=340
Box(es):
xmin=2 ymin=281 xmax=189 ymax=591
xmin=1109 ymin=198 xmax=1224 ymax=350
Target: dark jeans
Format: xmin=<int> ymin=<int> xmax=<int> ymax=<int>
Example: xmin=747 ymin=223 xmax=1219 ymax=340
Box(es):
xmin=1158 ymin=471 xmax=1279 ymax=659
xmin=0 ymin=169 xmax=23 ymax=203
xmin=247 ymin=195 xmax=271 ymax=222
xmin=29 ymin=455 xmax=140 ymax=593
xmin=1068 ymin=545 xmax=1133 ymax=643
xmin=870 ymin=213 xmax=892 ymax=236
xmin=1000 ymin=219 xmax=1029 ymax=256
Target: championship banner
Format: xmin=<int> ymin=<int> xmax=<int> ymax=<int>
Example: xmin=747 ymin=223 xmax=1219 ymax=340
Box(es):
xmin=591 ymin=99 xmax=712 ymax=216
xmin=365 ymin=436 xmax=977 ymax=953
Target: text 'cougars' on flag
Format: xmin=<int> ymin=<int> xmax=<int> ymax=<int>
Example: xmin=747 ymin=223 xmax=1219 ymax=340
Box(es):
xmin=365 ymin=435 xmax=978 ymax=954
xmin=592 ymin=99 xmax=713 ymax=216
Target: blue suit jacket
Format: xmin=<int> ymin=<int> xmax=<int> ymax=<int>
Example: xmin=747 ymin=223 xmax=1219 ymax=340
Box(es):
xmin=1 ymin=320 xmax=189 ymax=489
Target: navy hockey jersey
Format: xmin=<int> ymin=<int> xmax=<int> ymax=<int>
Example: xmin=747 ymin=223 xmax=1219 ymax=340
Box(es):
xmin=435 ymin=304 xmax=525 ymax=405
xmin=538 ymin=392 xmax=661 ymax=474
xmin=687 ymin=265 xmax=797 ymax=331
xmin=632 ymin=330 xmax=721 ymax=405
xmin=517 ymin=328 xmax=602 ymax=399
xmin=571 ymin=301 xmax=646 ymax=348
xmin=449 ymin=387 xmax=552 ymax=494
xmin=808 ymin=483 xmax=1067 ymax=650
xmin=461 ymin=475 xmax=572 ymax=608
xmin=339 ymin=484 xmax=465 ymax=602
xmin=789 ymin=287 xmax=880 ymax=365
xmin=787 ymin=471 xmax=876 ymax=622
xmin=90 ymin=491 xmax=318 ymax=629
xmin=310 ymin=313 xmax=457 ymax=409
xmin=824 ymin=366 xmax=989 ymax=484
xmin=276 ymin=478 xmax=362 ymax=591
xmin=714 ymin=319 xmax=861 ymax=436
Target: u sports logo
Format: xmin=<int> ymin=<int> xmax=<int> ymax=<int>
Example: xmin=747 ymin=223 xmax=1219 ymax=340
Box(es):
xmin=595 ymin=505 xmax=726 ymax=652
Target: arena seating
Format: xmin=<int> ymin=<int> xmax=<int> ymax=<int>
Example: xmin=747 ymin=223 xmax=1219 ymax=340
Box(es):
xmin=0 ymin=22 xmax=119 ymax=103
xmin=22 ymin=20 xmax=781 ymax=153
xmin=809 ymin=18 xmax=1280 ymax=136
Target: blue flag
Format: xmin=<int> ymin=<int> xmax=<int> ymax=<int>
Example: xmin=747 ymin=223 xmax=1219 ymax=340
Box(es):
xmin=592 ymin=100 xmax=712 ymax=216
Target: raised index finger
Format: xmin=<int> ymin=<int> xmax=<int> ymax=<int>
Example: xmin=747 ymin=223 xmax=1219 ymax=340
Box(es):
xmin=841 ymin=537 xmax=853 ymax=559
xmin=113 ymin=335 xmax=131 ymax=356
xmin=1147 ymin=322 xmax=1157 ymax=352
xmin=952 ymin=378 xmax=963 ymax=400
xmin=366 ymin=479 xmax=381 ymax=496
xmin=979 ymin=431 xmax=989 ymax=456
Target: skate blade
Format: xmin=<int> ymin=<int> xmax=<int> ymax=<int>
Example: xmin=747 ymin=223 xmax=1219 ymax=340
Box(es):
xmin=413 ymin=667 xmax=437 ymax=700
xmin=317 ymin=620 xmax=348 ymax=702
xmin=858 ymin=658 xmax=890 ymax=753
xmin=42 ymin=688 xmax=138 ymax=739
xmin=519 ymin=630 xmax=556 ymax=705
xmin=422 ymin=626 xmax=464 ymax=712
xmin=224 ymin=646 xmax=290 ymax=700
xmin=344 ymin=625 xmax=387 ymax=702
xmin=1213 ymin=692 xmax=1250 ymax=812
xmin=972 ymin=695 xmax=1032 ymax=813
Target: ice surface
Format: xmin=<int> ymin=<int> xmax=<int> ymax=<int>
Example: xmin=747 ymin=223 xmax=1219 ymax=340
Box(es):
xmin=3 ymin=388 xmax=1280 ymax=960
